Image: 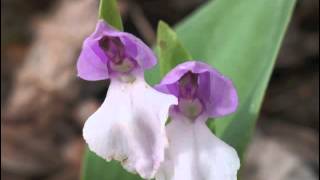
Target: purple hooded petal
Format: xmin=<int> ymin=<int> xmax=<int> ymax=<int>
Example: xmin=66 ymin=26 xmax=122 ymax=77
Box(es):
xmin=77 ymin=20 xmax=156 ymax=81
xmin=95 ymin=20 xmax=157 ymax=69
xmin=155 ymin=61 xmax=238 ymax=118
xmin=77 ymin=37 xmax=109 ymax=80
xmin=92 ymin=20 xmax=118 ymax=39
xmin=120 ymin=33 xmax=156 ymax=69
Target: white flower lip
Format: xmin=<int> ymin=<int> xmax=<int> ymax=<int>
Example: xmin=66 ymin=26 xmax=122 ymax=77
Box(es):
xmin=83 ymin=77 xmax=177 ymax=179
xmin=156 ymin=115 xmax=240 ymax=180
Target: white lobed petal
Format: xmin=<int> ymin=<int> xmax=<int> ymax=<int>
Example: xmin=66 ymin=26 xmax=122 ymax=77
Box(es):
xmin=156 ymin=115 xmax=240 ymax=180
xmin=83 ymin=77 xmax=177 ymax=179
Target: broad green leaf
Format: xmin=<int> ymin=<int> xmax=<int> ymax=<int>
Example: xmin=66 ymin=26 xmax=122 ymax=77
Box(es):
xmin=157 ymin=21 xmax=193 ymax=76
xmin=82 ymin=148 xmax=142 ymax=180
xmin=176 ymin=0 xmax=296 ymax=159
xmin=148 ymin=0 xmax=296 ymax=163
xmin=99 ymin=0 xmax=123 ymax=30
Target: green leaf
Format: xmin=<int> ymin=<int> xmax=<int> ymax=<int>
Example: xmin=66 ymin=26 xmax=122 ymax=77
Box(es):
xmin=99 ymin=0 xmax=123 ymax=31
xmin=82 ymin=148 xmax=142 ymax=180
xmin=176 ymin=0 xmax=296 ymax=159
xmin=157 ymin=21 xmax=193 ymax=76
xmin=150 ymin=0 xmax=296 ymax=162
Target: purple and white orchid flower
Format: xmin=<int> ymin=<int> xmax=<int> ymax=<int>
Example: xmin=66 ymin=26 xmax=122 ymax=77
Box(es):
xmin=155 ymin=61 xmax=240 ymax=180
xmin=77 ymin=20 xmax=177 ymax=179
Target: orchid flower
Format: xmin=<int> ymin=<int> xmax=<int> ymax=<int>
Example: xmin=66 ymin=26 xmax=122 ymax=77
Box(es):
xmin=77 ymin=20 xmax=177 ymax=179
xmin=155 ymin=61 xmax=240 ymax=180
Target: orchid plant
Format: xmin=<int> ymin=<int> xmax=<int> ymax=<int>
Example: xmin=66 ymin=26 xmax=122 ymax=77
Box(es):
xmin=78 ymin=0 xmax=296 ymax=180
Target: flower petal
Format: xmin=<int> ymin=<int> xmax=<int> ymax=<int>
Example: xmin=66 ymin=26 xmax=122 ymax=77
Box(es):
xmin=156 ymin=115 xmax=240 ymax=180
xmin=83 ymin=77 xmax=177 ymax=179
xmin=155 ymin=61 xmax=238 ymax=118
xmin=120 ymin=33 xmax=157 ymax=69
xmin=94 ymin=20 xmax=157 ymax=70
xmin=77 ymin=38 xmax=109 ymax=81
xmin=77 ymin=20 xmax=157 ymax=81
xmin=93 ymin=20 xmax=157 ymax=69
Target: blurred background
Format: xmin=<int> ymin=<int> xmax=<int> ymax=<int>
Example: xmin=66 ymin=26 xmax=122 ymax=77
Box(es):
xmin=1 ymin=0 xmax=319 ymax=180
